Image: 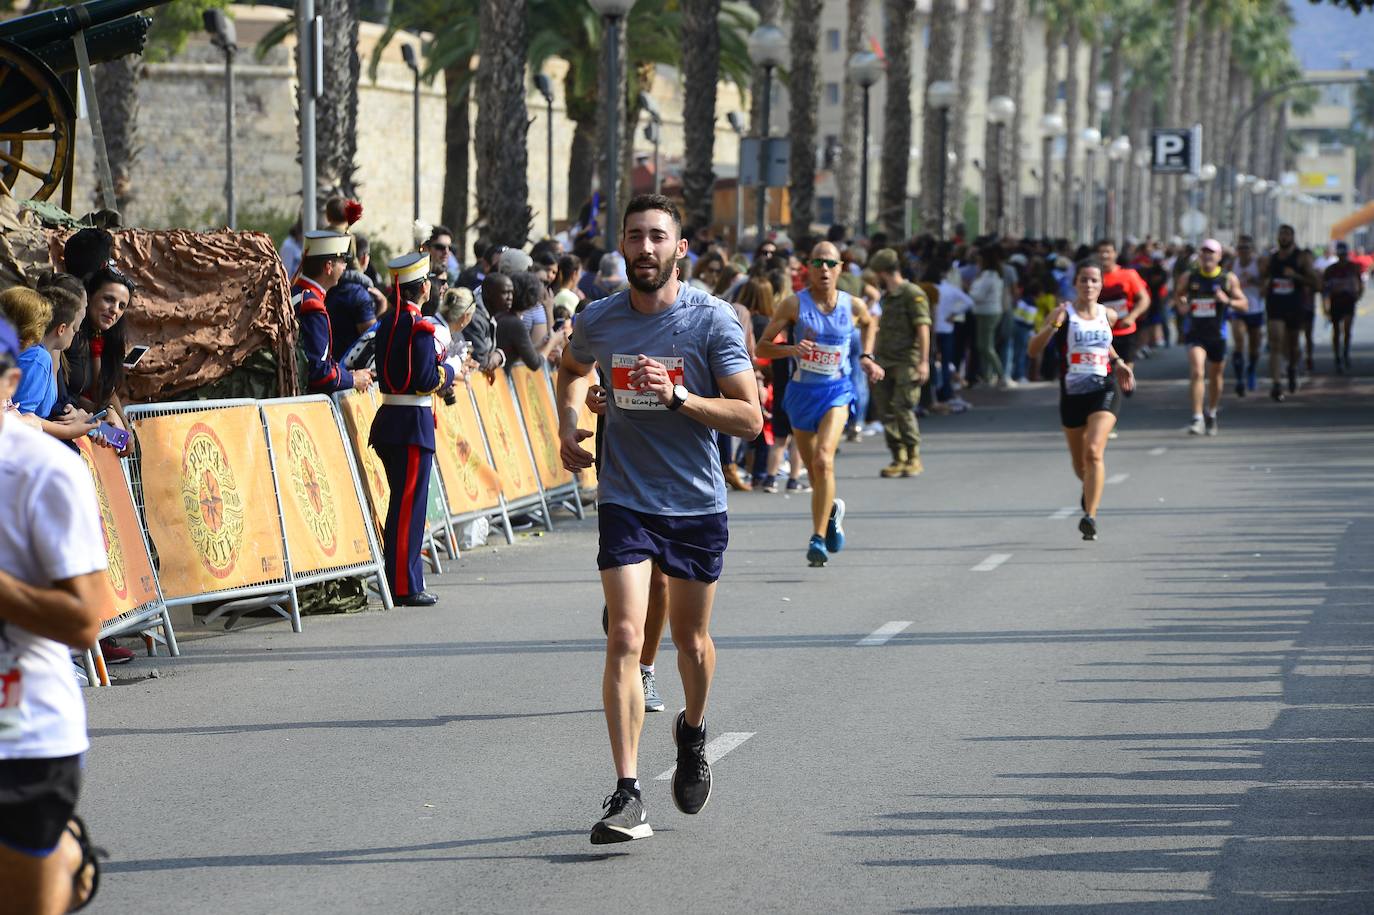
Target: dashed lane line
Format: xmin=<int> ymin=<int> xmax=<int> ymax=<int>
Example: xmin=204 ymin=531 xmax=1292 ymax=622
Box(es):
xmin=655 ymin=732 xmax=756 ymax=781
xmin=1149 ymin=447 xmax=1168 ymax=456
xmin=1106 ymin=472 xmax=1130 ymax=485
xmin=857 ymin=621 xmax=913 ymax=646
xmin=972 ymin=553 xmax=1011 ymax=572
xmin=1049 ymin=506 xmax=1077 ymax=520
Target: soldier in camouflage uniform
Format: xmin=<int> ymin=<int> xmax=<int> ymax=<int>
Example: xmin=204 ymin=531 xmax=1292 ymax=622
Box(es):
xmin=868 ymin=249 xmax=932 ymax=478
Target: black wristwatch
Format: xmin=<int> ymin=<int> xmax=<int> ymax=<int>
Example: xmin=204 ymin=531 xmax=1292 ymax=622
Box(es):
xmin=668 ymin=383 xmax=689 ymax=411
xmin=860 ymin=352 xmax=876 ymax=362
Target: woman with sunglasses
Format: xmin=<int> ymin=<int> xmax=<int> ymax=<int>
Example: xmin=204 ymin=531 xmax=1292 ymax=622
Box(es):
xmin=1027 ymin=260 xmax=1136 ymax=542
xmin=756 ymin=242 xmax=883 ymax=567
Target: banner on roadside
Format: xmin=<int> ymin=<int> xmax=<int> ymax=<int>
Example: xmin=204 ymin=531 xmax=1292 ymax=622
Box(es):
xmin=434 ymin=382 xmax=504 ymax=516
xmin=469 ymin=371 xmax=539 ymax=502
xmin=510 ymin=365 xmax=574 ymax=491
xmin=74 ymin=437 xmax=158 ymax=621
xmin=336 ymin=388 xmax=391 ymax=531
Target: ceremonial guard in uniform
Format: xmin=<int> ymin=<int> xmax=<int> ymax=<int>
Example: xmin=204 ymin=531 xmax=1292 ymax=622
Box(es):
xmin=294 ymin=230 xmax=373 ymax=394
xmin=370 ymin=253 xmax=461 ymax=606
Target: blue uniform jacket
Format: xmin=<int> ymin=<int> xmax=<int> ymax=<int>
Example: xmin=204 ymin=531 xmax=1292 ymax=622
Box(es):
xmin=369 ymin=299 xmax=455 ymax=452
xmin=294 ymin=277 xmax=353 ymax=393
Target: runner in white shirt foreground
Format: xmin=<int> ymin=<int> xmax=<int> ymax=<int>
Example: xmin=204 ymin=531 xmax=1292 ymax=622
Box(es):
xmin=0 ymin=315 xmax=113 ymax=913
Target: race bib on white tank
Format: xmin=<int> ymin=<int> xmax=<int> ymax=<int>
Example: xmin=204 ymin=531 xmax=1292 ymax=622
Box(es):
xmin=797 ymin=341 xmax=845 ymax=377
xmin=611 ymin=354 xmax=685 ymax=411
xmin=0 ymin=648 xmax=22 ymax=738
xmin=1068 ymin=351 xmax=1110 ymax=376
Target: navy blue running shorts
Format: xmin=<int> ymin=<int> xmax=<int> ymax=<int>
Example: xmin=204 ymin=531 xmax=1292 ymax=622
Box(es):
xmin=597 ymin=503 xmax=728 ymax=583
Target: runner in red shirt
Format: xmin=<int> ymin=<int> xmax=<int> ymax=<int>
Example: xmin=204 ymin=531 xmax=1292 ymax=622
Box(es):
xmin=1322 ymin=242 xmax=1364 ymax=373
xmin=1095 ymin=240 xmax=1151 ymax=387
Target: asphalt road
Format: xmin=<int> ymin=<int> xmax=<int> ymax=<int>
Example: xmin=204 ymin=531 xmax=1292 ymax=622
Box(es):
xmin=84 ymin=316 xmax=1374 ymax=914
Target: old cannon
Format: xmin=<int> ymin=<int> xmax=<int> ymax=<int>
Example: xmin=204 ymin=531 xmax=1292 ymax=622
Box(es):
xmin=0 ymin=0 xmax=172 ymax=202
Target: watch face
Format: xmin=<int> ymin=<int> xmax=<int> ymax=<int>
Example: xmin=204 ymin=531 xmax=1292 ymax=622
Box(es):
xmin=674 ymin=384 xmax=689 ymax=401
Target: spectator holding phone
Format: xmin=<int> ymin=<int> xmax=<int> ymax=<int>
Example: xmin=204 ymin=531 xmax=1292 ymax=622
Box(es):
xmin=0 ymin=314 xmax=113 ymax=913
xmin=493 ymin=272 xmax=568 ymax=371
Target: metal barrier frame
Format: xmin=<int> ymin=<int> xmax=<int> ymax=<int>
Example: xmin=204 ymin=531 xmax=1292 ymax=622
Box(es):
xmin=430 ymin=381 xmax=514 ymax=547
xmin=125 ymin=400 xmax=301 ymax=633
xmin=424 ymin=462 xmax=458 ymax=569
xmin=259 ymin=395 xmax=395 ymax=611
xmin=491 ymin=369 xmax=554 ymax=532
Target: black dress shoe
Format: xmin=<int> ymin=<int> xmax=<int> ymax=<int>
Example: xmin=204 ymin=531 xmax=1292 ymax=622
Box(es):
xmin=395 ymin=591 xmax=439 ymax=607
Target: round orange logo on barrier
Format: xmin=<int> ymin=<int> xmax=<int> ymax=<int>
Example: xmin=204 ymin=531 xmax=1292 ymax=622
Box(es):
xmin=181 ymin=423 xmax=245 ymax=579
xmin=523 ymin=374 xmax=558 ymax=476
xmin=80 ymin=449 xmax=128 ymax=600
xmin=485 ymin=384 xmax=523 ymax=488
xmin=284 ymin=414 xmax=339 ymax=556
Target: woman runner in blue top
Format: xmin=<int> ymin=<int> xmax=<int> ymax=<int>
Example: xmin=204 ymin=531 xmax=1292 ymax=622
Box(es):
xmin=756 ymin=242 xmax=883 ymax=567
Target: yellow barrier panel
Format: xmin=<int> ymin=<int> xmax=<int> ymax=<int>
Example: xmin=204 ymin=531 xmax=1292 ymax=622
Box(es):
xmin=469 ymin=371 xmax=540 ymax=502
xmin=74 ymin=437 xmax=157 ymax=621
xmin=262 ymin=400 xmax=374 ymax=575
xmin=133 ymin=405 xmax=286 ymax=596
xmin=434 ymin=382 xmax=504 ymax=516
xmin=336 ymin=388 xmax=390 ymax=532
xmin=510 ymin=364 xmax=574 ymax=490
xmin=577 ymin=404 xmax=599 ymax=490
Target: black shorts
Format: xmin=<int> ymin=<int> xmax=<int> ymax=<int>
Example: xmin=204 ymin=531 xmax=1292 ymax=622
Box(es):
xmin=1330 ymin=301 xmax=1356 ymax=321
xmin=0 ymin=755 xmax=82 ymax=856
xmin=1059 ymin=381 xmax=1120 ymax=429
xmin=1112 ymin=330 xmax=1137 ymax=363
xmin=1267 ymin=303 xmax=1303 ymax=331
xmin=771 ymin=360 xmax=792 ymax=438
xmin=598 ymin=503 xmax=729 ymax=583
xmin=1186 ymin=334 xmax=1227 ymax=363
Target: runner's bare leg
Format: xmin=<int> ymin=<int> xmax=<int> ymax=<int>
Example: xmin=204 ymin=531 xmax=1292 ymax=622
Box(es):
xmin=602 ymin=561 xmax=652 ymax=778
xmin=667 ymin=577 xmax=718 ymax=729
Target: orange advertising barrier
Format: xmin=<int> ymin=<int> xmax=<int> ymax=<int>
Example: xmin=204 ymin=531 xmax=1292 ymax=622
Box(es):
xmin=132 ymin=405 xmax=287 ymax=597
xmin=469 ymin=371 xmax=540 ymax=502
xmin=434 ymin=382 xmax=504 ymax=516
xmin=510 ymin=364 xmax=574 ymax=491
xmin=577 ymin=404 xmax=599 ymax=490
xmin=262 ymin=399 xmax=374 ymax=575
xmin=336 ymin=388 xmax=391 ymax=531
xmin=74 ymin=437 xmax=159 ymax=622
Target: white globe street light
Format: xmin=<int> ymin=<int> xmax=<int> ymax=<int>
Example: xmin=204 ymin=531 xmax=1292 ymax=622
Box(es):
xmin=1081 ymin=127 xmax=1103 ymax=239
xmin=1198 ymin=162 xmax=1217 ymax=182
xmin=986 ymin=95 xmax=1015 ymax=234
xmin=848 ymin=52 xmax=884 ymax=233
xmin=747 ymin=24 xmax=787 ymax=237
xmin=747 ymin=24 xmax=787 ymax=69
xmin=1038 ymin=113 xmax=1066 ymax=236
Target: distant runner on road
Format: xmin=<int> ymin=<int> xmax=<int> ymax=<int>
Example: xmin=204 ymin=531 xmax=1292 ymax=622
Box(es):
xmin=1176 ymin=239 xmax=1246 ymax=436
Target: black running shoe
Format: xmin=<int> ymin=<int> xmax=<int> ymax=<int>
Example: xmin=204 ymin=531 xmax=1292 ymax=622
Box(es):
xmin=1288 ymin=366 xmax=1298 ymax=394
xmin=671 ymin=710 xmax=712 ymax=815
xmin=589 ymin=788 xmax=653 ymax=844
xmin=1270 ymin=383 xmax=1285 ymax=403
xmin=1078 ymin=515 xmax=1097 ymax=541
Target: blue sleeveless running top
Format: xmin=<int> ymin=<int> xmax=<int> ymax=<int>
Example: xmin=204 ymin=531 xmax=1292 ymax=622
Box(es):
xmin=792 ymin=288 xmax=854 ymax=384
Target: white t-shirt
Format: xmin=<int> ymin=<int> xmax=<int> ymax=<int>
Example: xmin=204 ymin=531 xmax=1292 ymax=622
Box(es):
xmin=935 ymin=281 xmax=975 ymax=334
xmin=0 ymin=419 xmax=107 ymax=760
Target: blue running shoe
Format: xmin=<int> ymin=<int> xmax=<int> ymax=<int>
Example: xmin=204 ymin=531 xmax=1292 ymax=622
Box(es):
xmin=807 ymin=535 xmax=828 ymax=567
xmin=1246 ymin=364 xmax=1257 ymax=391
xmin=825 ymin=498 xmax=846 ymax=553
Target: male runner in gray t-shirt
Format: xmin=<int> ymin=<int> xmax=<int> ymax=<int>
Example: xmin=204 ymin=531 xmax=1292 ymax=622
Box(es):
xmin=557 ymin=195 xmax=760 ymax=844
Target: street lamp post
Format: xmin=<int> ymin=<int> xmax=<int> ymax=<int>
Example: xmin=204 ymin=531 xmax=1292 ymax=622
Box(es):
xmin=1106 ymin=135 xmax=1130 ymax=243
xmin=1039 ymin=112 xmax=1065 ymax=238
xmin=986 ymin=95 xmax=1015 ymax=237
xmin=203 ymin=9 xmax=237 ymax=229
xmin=640 ymin=92 xmax=663 ymax=195
xmin=1080 ymin=127 xmax=1101 ymax=242
xmin=927 ymin=80 xmax=958 ymax=239
xmin=1250 ymin=179 xmax=1268 ymax=239
xmin=1132 ymin=148 xmax=1150 ymax=240
xmin=590 ymin=0 xmax=636 ymax=250
xmin=401 ymin=43 xmax=422 ymax=224
xmin=727 ymin=112 xmax=747 ymax=247
xmin=535 ymin=75 xmax=556 ymax=238
xmin=748 ymin=25 xmax=787 ymax=241
xmin=848 ymin=51 xmax=884 ymax=237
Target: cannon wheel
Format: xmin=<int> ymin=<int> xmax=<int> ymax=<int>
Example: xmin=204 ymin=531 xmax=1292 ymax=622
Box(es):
xmin=0 ymin=40 xmax=74 ymax=202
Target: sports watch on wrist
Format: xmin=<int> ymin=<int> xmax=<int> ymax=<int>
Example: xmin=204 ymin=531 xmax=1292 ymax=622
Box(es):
xmin=668 ymin=384 xmax=689 ymax=411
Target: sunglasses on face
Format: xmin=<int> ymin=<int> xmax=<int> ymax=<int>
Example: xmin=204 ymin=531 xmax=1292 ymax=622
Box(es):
xmin=810 ymin=258 xmax=841 ymax=269
xmin=429 ymin=243 xmax=450 ymax=252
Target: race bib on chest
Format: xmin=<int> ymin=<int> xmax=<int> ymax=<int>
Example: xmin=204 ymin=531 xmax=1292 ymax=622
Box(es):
xmin=1068 ymin=351 xmax=1110 ymax=376
xmin=798 ymin=341 xmax=845 ymax=377
xmin=611 ymin=354 xmax=685 ymax=411
xmin=1191 ymin=297 xmax=1217 ymax=318
xmin=1272 ymin=278 xmax=1295 ymax=296
xmin=0 ymin=648 xmax=22 ymax=737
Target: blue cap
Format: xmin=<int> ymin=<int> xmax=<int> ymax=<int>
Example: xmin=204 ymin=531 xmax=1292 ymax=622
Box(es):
xmin=0 ymin=316 xmax=19 ymax=363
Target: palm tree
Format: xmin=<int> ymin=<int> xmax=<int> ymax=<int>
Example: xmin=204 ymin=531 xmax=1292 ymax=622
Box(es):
xmin=918 ymin=0 xmax=956 ymax=235
xmin=1160 ymin=0 xmax=1190 ymax=239
xmin=1059 ymin=14 xmax=1081 ymax=237
xmin=681 ymin=0 xmax=723 ymax=229
xmin=951 ymin=0 xmax=984 ymax=236
xmin=878 ymin=0 xmax=916 ymax=238
xmin=985 ymin=0 xmax=1025 ymax=235
xmin=834 ymin=0 xmax=868 ymax=230
xmin=315 ymin=0 xmax=361 ymax=197
xmin=475 ymin=0 xmax=531 ymax=245
xmin=787 ymin=0 xmax=823 ymax=240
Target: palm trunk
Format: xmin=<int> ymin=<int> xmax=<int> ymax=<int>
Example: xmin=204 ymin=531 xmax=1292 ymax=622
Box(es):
xmin=681 ymin=0 xmax=722 ymax=229
xmin=787 ymin=0 xmax=823 ymax=241
xmin=597 ymin=16 xmax=628 ymax=235
xmin=476 ymin=0 xmax=531 ymax=246
xmin=315 ymin=0 xmax=361 ymax=197
xmin=878 ymin=0 xmax=916 ymax=238
xmin=951 ymin=0 xmax=982 ymax=237
xmin=1161 ymin=0 xmax=1190 ymax=243
xmin=1060 ymin=23 xmax=1080 ymax=238
xmin=984 ymin=0 xmax=1015 ymax=236
xmin=1105 ymin=32 xmax=1125 ymax=140
xmin=1231 ymin=73 xmax=1252 ymax=233
xmin=442 ymin=62 xmax=472 ymax=254
xmin=92 ymin=57 xmax=141 ymax=215
xmin=919 ymin=0 xmax=956 ymax=236
xmin=1040 ymin=16 xmax=1060 ymax=237
xmin=1127 ymin=79 xmax=1149 ymax=238
xmin=835 ymin=0 xmax=868 ymax=230
xmin=567 ymin=115 xmax=598 ymax=224
xmin=1003 ymin=0 xmax=1028 ymax=235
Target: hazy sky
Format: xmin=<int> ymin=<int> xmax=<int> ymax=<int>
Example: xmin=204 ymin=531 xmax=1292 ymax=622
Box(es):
xmin=1289 ymin=2 xmax=1374 ymax=71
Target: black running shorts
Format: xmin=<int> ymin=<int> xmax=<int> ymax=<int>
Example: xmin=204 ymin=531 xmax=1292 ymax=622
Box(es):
xmin=598 ymin=503 xmax=728 ymax=583
xmin=0 ymin=755 xmax=82 ymax=856
xmin=1112 ymin=329 xmax=1137 ymax=364
xmin=1266 ymin=303 xmax=1303 ymax=331
xmin=1185 ymin=334 xmax=1227 ymax=364
xmin=1059 ymin=381 xmax=1120 ymax=430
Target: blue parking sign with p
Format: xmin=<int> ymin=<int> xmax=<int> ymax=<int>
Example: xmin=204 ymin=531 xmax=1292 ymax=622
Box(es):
xmin=1151 ymin=127 xmax=1201 ymax=175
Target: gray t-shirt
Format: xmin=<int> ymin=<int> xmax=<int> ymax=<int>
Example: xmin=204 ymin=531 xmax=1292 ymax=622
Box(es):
xmin=569 ymin=283 xmax=752 ymax=516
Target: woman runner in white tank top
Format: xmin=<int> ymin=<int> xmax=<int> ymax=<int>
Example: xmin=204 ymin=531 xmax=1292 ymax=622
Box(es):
xmin=1028 ymin=261 xmax=1136 ymax=542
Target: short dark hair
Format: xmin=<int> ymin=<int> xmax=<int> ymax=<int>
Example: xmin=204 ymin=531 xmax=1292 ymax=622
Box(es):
xmin=622 ymin=194 xmax=682 ymax=237
xmin=532 ymin=250 xmax=558 ymax=270
xmin=482 ymin=243 xmax=507 ymax=264
xmin=300 ymin=254 xmax=338 ymax=279
xmin=1094 ymin=237 xmax=1115 ymax=250
xmin=509 ymin=271 xmax=544 ymax=312
xmin=63 ymin=227 xmax=114 ymax=281
xmin=353 ymin=232 xmax=370 ymax=259
xmin=1279 ymin=223 xmax=1295 ymax=234
xmin=324 ymin=196 xmax=348 ymax=225
xmin=399 ymin=278 xmax=428 ymax=304
xmin=428 ymin=225 xmax=453 ymax=244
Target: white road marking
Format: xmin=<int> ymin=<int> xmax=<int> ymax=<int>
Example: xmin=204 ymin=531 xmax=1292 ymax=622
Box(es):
xmin=1049 ymin=506 xmax=1077 ymax=520
xmin=1106 ymin=472 xmax=1130 ymax=485
xmin=1149 ymin=446 xmax=1168 ymax=456
xmin=857 ymin=621 xmax=913 ymax=646
xmin=972 ymin=553 xmax=1011 ymax=572
xmin=655 ymin=732 xmax=755 ymax=780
